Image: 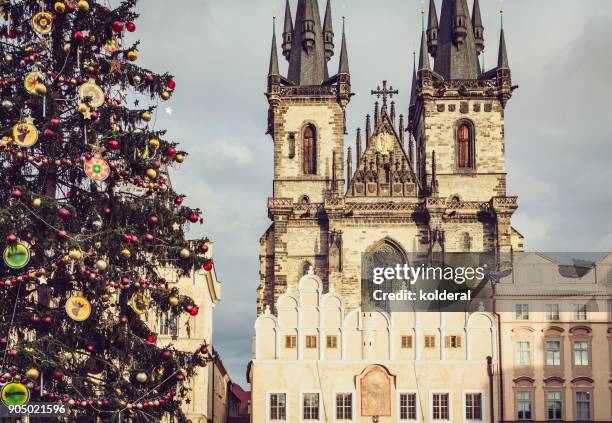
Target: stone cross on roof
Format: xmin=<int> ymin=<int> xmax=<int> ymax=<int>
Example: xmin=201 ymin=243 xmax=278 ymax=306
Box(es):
xmin=371 ymin=80 xmax=399 ymax=109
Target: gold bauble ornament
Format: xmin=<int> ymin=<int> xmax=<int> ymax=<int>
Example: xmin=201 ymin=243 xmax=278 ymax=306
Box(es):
xmin=126 ymin=50 xmax=138 ymax=62
xmin=119 ymin=400 xmax=127 ymax=408
xmin=146 ymin=168 xmax=157 ymax=179
xmin=32 ymin=198 xmax=42 ymax=208
xmin=34 ymin=83 xmax=47 ymax=95
xmin=95 ymin=260 xmax=108 ymax=271
xmin=78 ymin=103 xmax=89 ymax=113
xmin=175 ymin=153 xmax=185 ymax=163
xmin=68 ymin=250 xmax=83 ymax=261
xmin=120 ymin=249 xmax=131 ymax=259
xmin=141 ymin=111 xmax=152 ymax=122
xmin=161 ymin=91 xmax=171 ymax=100
xmin=135 ymin=372 xmax=148 ymax=383
xmin=25 ymin=368 xmax=40 ymax=380
xmin=148 ymin=138 xmax=160 ymax=149
xmin=115 ymin=388 xmax=124 ymax=397
xmin=63 ymin=43 xmax=71 ymax=53
xmin=77 ymin=0 xmax=89 ymax=11
xmin=94 ymin=242 xmax=102 ymax=249
xmin=169 ymin=296 xmax=179 ymax=307
xmin=54 ymin=2 xmax=66 ymax=13
xmin=100 ymin=294 xmax=110 ymax=303
xmin=179 ymin=249 xmax=191 ymax=259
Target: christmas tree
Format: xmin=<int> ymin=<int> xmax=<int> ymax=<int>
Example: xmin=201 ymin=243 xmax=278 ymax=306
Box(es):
xmin=0 ymin=1 xmax=212 ymax=421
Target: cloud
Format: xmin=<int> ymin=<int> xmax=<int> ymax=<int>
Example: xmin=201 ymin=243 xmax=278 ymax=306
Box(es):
xmin=206 ymin=140 xmax=254 ymax=165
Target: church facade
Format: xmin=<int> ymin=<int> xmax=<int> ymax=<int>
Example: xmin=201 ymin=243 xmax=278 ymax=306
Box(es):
xmin=245 ymin=1 xmax=608 ymax=422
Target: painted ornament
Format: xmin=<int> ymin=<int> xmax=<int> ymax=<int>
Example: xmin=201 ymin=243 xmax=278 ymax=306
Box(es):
xmin=12 ymin=121 xmax=39 ymax=148
xmin=24 ymin=71 xmax=44 ymax=94
xmin=79 ymin=80 xmax=105 ymax=108
xmin=32 ymin=11 xmax=53 ymax=34
xmin=3 ymin=242 xmax=31 ymax=269
xmin=103 ymin=38 xmax=118 ymax=53
xmin=1 ymin=383 xmax=30 ymax=406
xmin=84 ymin=158 xmax=110 ymax=181
xmin=130 ymin=291 xmax=150 ymax=315
xmin=65 ymin=295 xmax=92 ymax=321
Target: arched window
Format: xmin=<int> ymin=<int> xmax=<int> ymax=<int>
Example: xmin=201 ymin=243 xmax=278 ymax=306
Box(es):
xmin=457 ymin=123 xmax=474 ymax=169
xmin=303 ymin=125 xmax=317 ymax=175
xmin=302 ymin=261 xmax=312 ymax=276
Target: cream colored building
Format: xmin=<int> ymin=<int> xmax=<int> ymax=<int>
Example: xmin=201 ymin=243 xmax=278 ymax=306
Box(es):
xmin=153 ymin=242 xmax=223 ymax=422
xmin=496 ymin=253 xmax=612 ymax=422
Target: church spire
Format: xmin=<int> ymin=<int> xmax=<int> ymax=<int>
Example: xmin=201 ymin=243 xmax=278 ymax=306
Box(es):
xmin=338 ymin=18 xmax=350 ymax=75
xmin=282 ymin=0 xmax=293 ymax=61
xmin=323 ymin=0 xmax=334 ymax=62
xmin=418 ymin=29 xmax=431 ymax=72
xmin=409 ymin=51 xmax=417 ymax=108
xmin=426 ymin=0 xmax=439 ymax=56
xmin=269 ymin=18 xmax=280 ymax=76
xmin=472 ymin=0 xmax=484 ymax=55
xmin=497 ymin=27 xmax=509 ymax=70
xmin=287 ymin=0 xmax=329 ymax=85
xmin=433 ymin=0 xmax=480 ymax=80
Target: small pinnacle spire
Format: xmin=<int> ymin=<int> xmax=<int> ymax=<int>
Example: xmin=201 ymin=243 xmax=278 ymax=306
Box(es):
xmin=409 ymin=51 xmax=417 ymax=107
xmin=418 ymin=30 xmax=431 ymax=71
xmin=497 ymin=28 xmax=509 ymax=70
xmin=269 ymin=17 xmax=280 ymax=76
xmin=282 ymin=0 xmax=294 ymax=60
xmin=398 ymin=114 xmax=405 ymax=144
xmin=356 ymin=128 xmax=362 ymax=160
xmin=347 ymin=146 xmax=353 ymax=187
xmin=365 ymin=115 xmax=372 ymax=146
xmin=374 ymin=102 xmax=380 ymax=126
xmin=472 ymin=0 xmax=484 ymax=55
xmin=323 ymin=0 xmax=334 ymax=61
xmin=390 ymin=101 xmax=396 ymax=124
xmin=338 ymin=17 xmax=350 ymax=74
xmin=427 ymin=0 xmax=439 ymax=56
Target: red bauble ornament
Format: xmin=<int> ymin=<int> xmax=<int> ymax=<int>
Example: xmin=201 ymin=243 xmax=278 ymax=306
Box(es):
xmin=114 ymin=337 xmax=125 ymax=347
xmin=66 ymin=2 xmax=76 ymax=12
xmin=145 ymin=234 xmax=154 ymax=242
xmin=203 ymin=262 xmax=213 ymax=272
xmin=189 ymin=307 xmax=199 ymax=317
xmin=51 ymin=118 xmax=61 ymax=126
xmin=165 ymin=146 xmax=177 ymax=158
xmin=43 ymin=315 xmax=53 ymax=325
xmin=102 ymin=399 xmax=110 ymax=406
xmin=8 ymin=349 xmax=18 ymax=357
xmin=112 ymin=21 xmax=124 ymax=33
xmin=200 ymin=345 xmax=208 ymax=354
xmin=52 ymin=370 xmax=65 ymax=381
xmin=174 ymin=197 xmax=183 ymax=206
xmin=0 ymin=337 xmax=8 ymax=345
xmin=189 ymin=214 xmax=199 ymax=223
xmin=148 ymin=216 xmax=159 ymax=226
xmin=108 ymin=139 xmax=120 ymax=151
xmin=168 ymin=79 xmax=176 ymax=90
xmin=86 ymin=344 xmax=95 ymax=352
xmin=146 ymin=335 xmax=157 ymax=344
xmin=10 ymin=189 xmax=22 ymax=199
xmin=57 ymin=208 xmax=71 ymax=220
xmin=6 ymin=234 xmax=17 ymax=243
xmin=146 ymin=74 xmax=154 ymax=82
xmin=201 ymin=244 xmax=209 ymax=253
xmin=103 ymin=207 xmax=112 ymax=216
xmin=176 ymin=374 xmax=185 ymax=381
xmin=43 ymin=129 xmax=56 ymax=139
xmin=161 ymin=350 xmax=173 ymax=361
xmin=119 ymin=316 xmax=129 ymax=324
xmin=57 ymin=230 xmax=68 ymax=239
xmin=74 ymin=31 xmax=86 ymax=42
xmin=126 ymin=22 xmax=136 ymax=32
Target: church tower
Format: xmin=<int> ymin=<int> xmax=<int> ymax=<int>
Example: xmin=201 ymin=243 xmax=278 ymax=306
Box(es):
xmin=260 ymin=0 xmax=351 ymax=313
xmin=409 ymin=0 xmax=521 ymax=260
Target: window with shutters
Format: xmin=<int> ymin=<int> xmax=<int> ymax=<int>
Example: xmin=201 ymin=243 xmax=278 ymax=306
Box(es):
xmin=305 ymin=335 xmax=317 ymax=349
xmin=285 ymin=335 xmax=296 ymax=349
xmin=457 ymin=122 xmax=474 ymax=169
xmin=425 ymin=335 xmax=436 ymax=349
xmin=401 ymin=335 xmax=413 ymax=349
xmin=445 ymin=335 xmax=462 ymax=349
xmin=326 ymin=335 xmax=338 ymax=349
xmin=303 ymin=124 xmax=317 ymax=175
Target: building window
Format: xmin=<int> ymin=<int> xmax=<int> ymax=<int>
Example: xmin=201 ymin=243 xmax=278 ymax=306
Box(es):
xmin=305 ymin=335 xmax=318 ymax=349
xmin=432 ymin=393 xmax=450 ymax=420
xmin=575 ymin=391 xmax=592 ymax=421
xmin=401 ymin=336 xmax=413 ymax=349
xmin=515 ymin=341 xmax=531 ymax=367
xmin=515 ymin=304 xmax=529 ymax=320
xmin=457 ymin=123 xmax=474 ymax=169
xmin=270 ymin=393 xmax=287 ymax=421
xmin=445 ymin=336 xmax=462 ymax=349
xmin=302 ymin=261 xmax=312 ymax=276
xmin=545 ymin=340 xmax=561 ymax=366
xmin=465 ymin=393 xmax=482 ymax=421
xmin=572 ymin=303 xmax=587 ymax=320
xmin=400 ymin=393 xmax=417 ymax=420
xmin=546 ymin=391 xmax=563 ymax=421
xmin=545 ymin=304 xmax=560 ymax=321
xmin=335 ymin=393 xmax=352 ymax=421
xmin=462 ymin=232 xmax=471 ymax=252
xmin=573 ymin=341 xmax=589 ymax=366
xmin=288 ymin=133 xmax=296 ymax=158
xmin=425 ymin=335 xmax=436 ymax=349
xmin=326 ymin=335 xmax=338 ymax=349
xmin=285 ymin=335 xmax=297 ymax=349
xmin=516 ymin=391 xmax=532 ymax=420
xmin=159 ymin=312 xmax=178 ymax=337
xmin=303 ymin=393 xmax=320 ymax=420
xmin=303 ymin=124 xmax=317 ymax=175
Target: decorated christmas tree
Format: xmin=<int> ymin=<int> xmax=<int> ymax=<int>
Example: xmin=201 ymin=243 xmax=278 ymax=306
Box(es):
xmin=0 ymin=1 xmax=212 ymax=421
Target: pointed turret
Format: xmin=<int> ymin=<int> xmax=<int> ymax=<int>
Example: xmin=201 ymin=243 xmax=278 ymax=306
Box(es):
xmin=418 ymin=30 xmax=431 ymax=72
xmin=497 ymin=28 xmax=509 ymax=70
xmin=346 ymin=147 xmax=353 ymax=187
xmin=433 ymin=0 xmax=480 ymax=80
xmin=409 ymin=52 xmax=418 ymax=108
xmin=365 ymin=115 xmax=372 ymax=146
xmin=269 ymin=18 xmax=280 ymax=76
xmin=282 ymin=0 xmax=293 ymax=61
xmin=356 ymin=128 xmax=362 ymax=161
xmin=472 ymin=0 xmax=484 ymax=55
xmin=323 ymin=0 xmax=334 ymax=62
xmin=426 ymin=0 xmax=439 ymax=56
xmin=398 ymin=114 xmax=405 ymax=145
xmin=287 ymin=0 xmax=328 ymax=85
xmin=338 ymin=18 xmax=350 ymax=75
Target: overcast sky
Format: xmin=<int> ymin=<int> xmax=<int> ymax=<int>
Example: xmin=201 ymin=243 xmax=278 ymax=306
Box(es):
xmin=132 ymin=0 xmax=612 ymax=386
